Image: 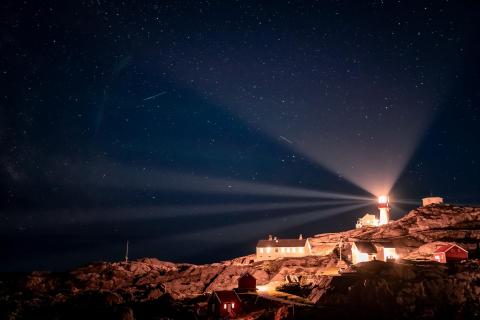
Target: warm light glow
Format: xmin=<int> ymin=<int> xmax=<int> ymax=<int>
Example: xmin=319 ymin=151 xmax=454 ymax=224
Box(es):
xmin=256 ymin=282 xmax=279 ymax=293
xmin=224 ymin=304 xmax=227 ymax=309
xmin=383 ymin=248 xmax=397 ymax=260
xmin=232 ymin=303 xmax=235 ymax=308
xmin=256 ymin=285 xmax=268 ymax=292
xmin=378 ymin=195 xmax=389 ymax=204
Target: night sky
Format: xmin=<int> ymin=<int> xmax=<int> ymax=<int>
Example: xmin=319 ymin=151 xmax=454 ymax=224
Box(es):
xmin=1 ymin=1 xmax=479 ymax=271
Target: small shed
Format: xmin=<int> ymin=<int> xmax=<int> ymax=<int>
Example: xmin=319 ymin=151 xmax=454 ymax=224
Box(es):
xmin=208 ymin=290 xmax=242 ymax=318
xmin=432 ymin=244 xmax=468 ymax=263
xmin=237 ymin=272 xmax=256 ymax=292
xmin=422 ymin=197 xmax=443 ymax=206
xmin=356 ymin=213 xmax=379 ymax=228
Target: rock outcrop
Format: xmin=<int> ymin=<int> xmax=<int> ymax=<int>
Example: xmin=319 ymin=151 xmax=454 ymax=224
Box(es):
xmin=1 ymin=204 xmax=479 ymax=319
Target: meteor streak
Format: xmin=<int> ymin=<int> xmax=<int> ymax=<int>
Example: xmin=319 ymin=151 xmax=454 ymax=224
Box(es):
xmin=143 ymin=91 xmax=166 ymax=101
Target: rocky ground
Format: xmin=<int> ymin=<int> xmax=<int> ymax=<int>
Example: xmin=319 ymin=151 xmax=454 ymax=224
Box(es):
xmin=1 ymin=204 xmax=480 ymax=319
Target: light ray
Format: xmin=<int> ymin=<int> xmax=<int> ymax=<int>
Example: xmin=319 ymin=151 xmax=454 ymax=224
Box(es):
xmin=174 ymin=202 xmax=371 ymax=245
xmin=53 ymin=159 xmax=372 ymax=201
xmin=1 ymin=199 xmax=365 ymax=231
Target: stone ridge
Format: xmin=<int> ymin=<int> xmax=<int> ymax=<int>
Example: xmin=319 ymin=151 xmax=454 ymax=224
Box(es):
xmin=1 ymin=204 xmax=479 ymax=319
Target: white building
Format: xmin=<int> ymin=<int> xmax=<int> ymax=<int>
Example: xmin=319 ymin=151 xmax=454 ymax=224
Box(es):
xmin=356 ymin=213 xmax=379 ymax=228
xmin=256 ymin=235 xmax=311 ymax=261
xmin=351 ymin=242 xmax=378 ymax=264
xmin=351 ymin=241 xmax=398 ymax=264
xmin=375 ymin=242 xmax=398 ymax=261
xmin=422 ymin=197 xmax=443 ymax=206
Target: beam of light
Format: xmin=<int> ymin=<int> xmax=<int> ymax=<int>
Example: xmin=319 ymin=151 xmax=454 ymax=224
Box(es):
xmin=160 ymin=40 xmax=444 ymax=198
xmin=52 ymin=159 xmax=372 ymax=201
xmin=171 ymin=202 xmax=371 ymax=246
xmin=2 ymin=199 xmax=365 ymax=230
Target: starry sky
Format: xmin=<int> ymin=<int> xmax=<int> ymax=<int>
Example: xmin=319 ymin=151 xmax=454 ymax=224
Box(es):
xmin=1 ymin=1 xmax=479 ymax=271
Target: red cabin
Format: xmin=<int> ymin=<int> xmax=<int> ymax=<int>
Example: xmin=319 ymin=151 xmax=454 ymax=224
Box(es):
xmin=432 ymin=244 xmax=468 ymax=263
xmin=208 ymin=290 xmax=242 ymax=319
xmin=237 ymin=272 xmax=256 ymax=292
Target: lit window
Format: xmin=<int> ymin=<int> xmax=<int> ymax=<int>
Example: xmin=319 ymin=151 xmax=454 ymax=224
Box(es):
xmin=299 ymin=247 xmax=304 ymax=252
xmin=232 ymin=303 xmax=235 ymax=308
xmin=259 ymin=248 xmax=263 ymax=253
xmin=266 ymin=247 xmax=271 ymax=253
xmin=281 ymin=248 xmax=285 ymax=253
xmin=292 ymin=247 xmax=296 ymax=253
xmin=286 ymin=248 xmax=290 ymax=253
xmin=224 ymin=304 xmax=227 ymax=309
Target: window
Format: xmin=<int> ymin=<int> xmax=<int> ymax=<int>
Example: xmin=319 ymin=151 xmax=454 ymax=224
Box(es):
xmin=266 ymin=247 xmax=271 ymax=253
xmin=292 ymin=247 xmax=296 ymax=253
xmin=224 ymin=304 xmax=227 ymax=309
xmin=281 ymin=248 xmax=285 ymax=253
xmin=299 ymin=247 xmax=304 ymax=252
xmin=286 ymin=248 xmax=290 ymax=253
xmin=259 ymin=248 xmax=263 ymax=253
xmin=232 ymin=303 xmax=235 ymax=309
xmin=275 ymin=248 xmax=279 ymax=253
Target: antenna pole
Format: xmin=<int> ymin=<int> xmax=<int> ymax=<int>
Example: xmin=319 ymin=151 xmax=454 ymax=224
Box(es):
xmin=125 ymin=240 xmax=129 ymax=262
xmin=339 ymin=237 xmax=342 ymax=261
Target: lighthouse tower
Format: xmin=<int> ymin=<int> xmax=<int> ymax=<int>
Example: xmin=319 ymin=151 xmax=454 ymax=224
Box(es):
xmin=378 ymin=195 xmax=390 ymax=226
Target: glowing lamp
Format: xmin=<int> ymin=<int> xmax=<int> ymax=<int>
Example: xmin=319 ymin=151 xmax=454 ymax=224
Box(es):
xmin=378 ymin=195 xmax=388 ymax=204
xmin=378 ymin=195 xmax=390 ymax=225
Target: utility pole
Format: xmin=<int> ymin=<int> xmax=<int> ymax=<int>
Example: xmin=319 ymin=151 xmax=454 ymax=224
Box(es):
xmin=339 ymin=237 xmax=343 ymax=261
xmin=125 ymin=240 xmax=129 ymax=262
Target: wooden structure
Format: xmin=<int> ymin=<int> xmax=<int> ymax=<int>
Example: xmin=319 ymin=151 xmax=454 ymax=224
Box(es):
xmin=356 ymin=213 xmax=379 ymax=228
xmin=422 ymin=197 xmax=444 ymax=206
xmin=351 ymin=241 xmax=377 ymax=264
xmin=432 ymin=244 xmax=468 ymax=263
xmin=208 ymin=290 xmax=242 ymax=319
xmin=256 ymin=234 xmax=311 ymax=261
xmin=237 ymin=272 xmax=256 ymax=292
xmin=374 ymin=242 xmax=397 ymax=261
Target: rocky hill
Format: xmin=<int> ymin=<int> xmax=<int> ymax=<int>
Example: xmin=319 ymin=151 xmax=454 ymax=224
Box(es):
xmin=311 ymin=204 xmax=480 ymax=259
xmin=1 ymin=204 xmax=480 ymax=319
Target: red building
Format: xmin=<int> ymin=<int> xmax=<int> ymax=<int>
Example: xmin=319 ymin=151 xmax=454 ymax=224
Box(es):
xmin=432 ymin=244 xmax=468 ymax=263
xmin=208 ymin=290 xmax=242 ymax=319
xmin=237 ymin=272 xmax=256 ymax=292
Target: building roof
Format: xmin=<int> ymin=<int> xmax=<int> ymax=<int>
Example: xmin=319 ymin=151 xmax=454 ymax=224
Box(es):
xmin=238 ymin=272 xmax=256 ymax=281
xmin=354 ymin=242 xmax=377 ymax=254
xmin=359 ymin=213 xmax=377 ymax=221
xmin=256 ymin=238 xmax=307 ymax=248
xmin=375 ymin=242 xmax=395 ymax=248
xmin=434 ymin=243 xmax=467 ymax=253
xmin=214 ymin=290 xmax=241 ymax=303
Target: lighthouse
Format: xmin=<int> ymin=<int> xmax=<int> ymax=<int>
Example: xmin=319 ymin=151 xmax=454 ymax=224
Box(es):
xmin=378 ymin=195 xmax=390 ymax=226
